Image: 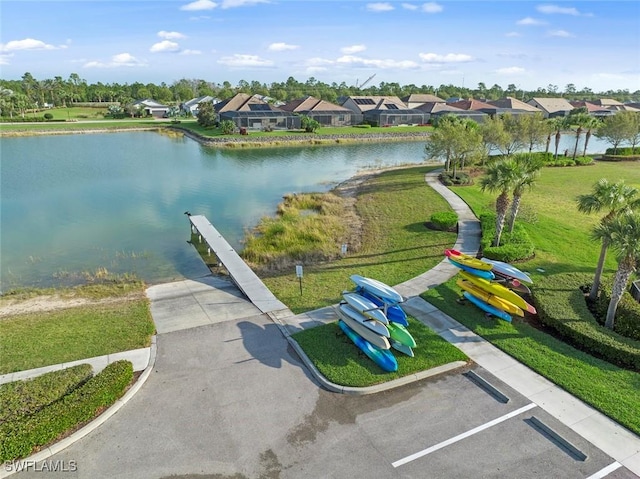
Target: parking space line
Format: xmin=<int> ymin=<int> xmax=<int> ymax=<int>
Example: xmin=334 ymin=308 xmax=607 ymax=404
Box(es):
xmin=585 ymin=462 xmax=622 ymax=479
xmin=392 ymin=403 xmax=537 ymax=468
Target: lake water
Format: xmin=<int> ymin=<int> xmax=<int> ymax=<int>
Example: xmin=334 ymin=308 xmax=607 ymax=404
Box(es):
xmin=0 ymin=131 xmax=611 ymax=290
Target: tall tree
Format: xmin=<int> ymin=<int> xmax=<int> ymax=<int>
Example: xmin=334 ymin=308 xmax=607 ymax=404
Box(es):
xmin=425 ymin=116 xmax=483 ymax=177
xmin=596 ymin=111 xmax=636 ymax=155
xmin=576 ymin=179 xmax=639 ymax=300
xmin=568 ymin=112 xmax=592 ymax=161
xmin=480 ymin=159 xmax=519 ymax=246
xmin=582 ymin=117 xmax=601 ymax=157
xmin=507 ymin=154 xmax=543 ymax=232
xmin=592 ymin=212 xmax=640 ymax=329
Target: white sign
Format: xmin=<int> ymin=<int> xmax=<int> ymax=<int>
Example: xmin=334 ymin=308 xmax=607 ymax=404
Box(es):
xmin=296 ymin=265 xmax=303 ymax=278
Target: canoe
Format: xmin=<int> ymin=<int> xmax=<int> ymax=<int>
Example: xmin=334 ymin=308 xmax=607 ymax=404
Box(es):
xmin=459 ymin=271 xmax=537 ymax=314
xmin=463 ymin=292 xmax=512 ymax=322
xmin=338 ymin=303 xmax=390 ymax=337
xmin=336 ymin=306 xmax=391 ymax=350
xmin=492 ymin=271 xmax=532 ymax=295
xmin=444 ymin=249 xmax=493 ymax=271
xmin=448 ymin=257 xmax=496 ymax=280
xmin=387 ymin=321 xmax=417 ymax=348
xmin=350 ymin=274 xmax=404 ymax=304
xmin=342 ymin=292 xmax=388 ymax=324
xmin=456 ymin=279 xmax=524 ymax=317
xmin=338 ymin=320 xmax=398 ymax=372
xmin=480 ymin=258 xmax=533 ymax=284
xmin=357 ymin=289 xmax=409 ymax=326
xmin=390 ymin=339 xmax=414 ymax=357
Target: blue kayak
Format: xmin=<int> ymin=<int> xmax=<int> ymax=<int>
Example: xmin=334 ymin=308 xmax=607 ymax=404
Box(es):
xmin=338 ymin=320 xmax=398 ymax=372
xmin=448 ymin=258 xmax=496 ymax=280
xmin=357 ymin=288 xmax=409 ymax=326
xmin=463 ymin=291 xmax=512 ymax=322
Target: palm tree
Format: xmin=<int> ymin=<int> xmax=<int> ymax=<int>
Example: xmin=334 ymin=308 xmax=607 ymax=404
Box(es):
xmin=592 ymin=212 xmax=640 ymax=329
xmin=507 ymin=155 xmax=543 ymax=233
xmin=569 ymin=112 xmax=591 ymax=162
xmin=576 ymin=179 xmax=640 ymax=300
xmin=582 ymin=117 xmax=601 ymax=157
xmin=547 ymin=117 xmax=566 ymax=159
xmin=480 ymin=159 xmax=519 ymax=247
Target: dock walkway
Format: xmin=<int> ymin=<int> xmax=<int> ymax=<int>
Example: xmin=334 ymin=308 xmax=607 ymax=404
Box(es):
xmin=188 ymin=215 xmax=288 ymax=314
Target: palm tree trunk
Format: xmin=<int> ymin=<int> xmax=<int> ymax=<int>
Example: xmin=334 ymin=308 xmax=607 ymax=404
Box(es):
xmin=589 ymin=239 xmax=609 ymax=300
xmin=545 ymin=134 xmax=551 ymax=154
xmin=493 ymin=192 xmax=509 ymax=247
xmin=554 ymin=131 xmax=561 ymax=159
xmin=605 ymin=262 xmax=633 ymax=329
xmin=572 ymin=128 xmax=582 ymax=161
xmin=507 ymin=193 xmax=522 ymax=233
xmin=583 ymin=129 xmax=592 ymax=157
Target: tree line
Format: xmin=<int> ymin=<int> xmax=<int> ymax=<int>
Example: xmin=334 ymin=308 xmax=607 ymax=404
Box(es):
xmin=1 ymin=72 xmax=639 ymax=116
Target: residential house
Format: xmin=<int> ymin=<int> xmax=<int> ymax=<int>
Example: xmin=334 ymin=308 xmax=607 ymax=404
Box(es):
xmin=446 ymin=99 xmax=497 ymax=121
xmin=341 ymin=95 xmax=428 ymax=126
xmin=569 ymin=100 xmax=615 ymax=118
xmin=215 ymin=93 xmax=299 ymax=130
xmin=133 ymin=99 xmax=170 ymax=118
xmin=181 ymin=96 xmax=218 ymax=116
xmin=415 ymin=102 xmax=487 ymax=123
xmin=526 ymin=97 xmax=574 ymax=118
xmin=488 ymin=97 xmax=542 ymax=117
xmin=279 ymin=96 xmax=357 ymax=126
xmin=401 ymin=93 xmax=445 ymax=109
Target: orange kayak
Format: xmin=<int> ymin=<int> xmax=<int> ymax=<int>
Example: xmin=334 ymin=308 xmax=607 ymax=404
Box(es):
xmin=456 ymin=279 xmax=524 ymax=317
xmin=458 ymin=271 xmax=536 ymax=314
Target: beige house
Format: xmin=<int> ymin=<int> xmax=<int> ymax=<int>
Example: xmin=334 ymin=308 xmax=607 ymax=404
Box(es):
xmin=526 ymin=97 xmax=574 ymax=118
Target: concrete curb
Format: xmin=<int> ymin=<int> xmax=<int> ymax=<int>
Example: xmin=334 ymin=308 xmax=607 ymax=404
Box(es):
xmin=0 ymin=336 xmax=158 ymax=479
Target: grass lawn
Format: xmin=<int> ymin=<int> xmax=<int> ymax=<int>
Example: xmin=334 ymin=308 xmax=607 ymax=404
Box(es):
xmin=293 ymin=317 xmax=468 ymax=387
xmin=260 ymin=165 xmax=457 ymax=313
xmin=0 ymin=118 xmax=167 ymax=133
xmin=0 ymin=282 xmax=155 ymax=374
xmin=421 ymin=279 xmax=640 ymax=436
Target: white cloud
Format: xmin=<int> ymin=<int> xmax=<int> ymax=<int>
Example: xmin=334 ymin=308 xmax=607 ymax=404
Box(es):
xmin=0 ymin=54 xmax=12 ymax=65
xmin=181 ymin=0 xmax=217 ymax=11
xmin=268 ymin=42 xmax=299 ymax=52
xmin=536 ymin=4 xmax=580 ymax=15
xmin=336 ymin=55 xmax=418 ymax=69
xmin=221 ymin=0 xmax=268 ymax=8
xmin=0 ymin=38 xmax=59 ymax=53
xmin=419 ymin=52 xmax=474 ymax=63
xmin=83 ymin=53 xmax=147 ymax=68
xmin=548 ymin=29 xmax=573 ymax=37
xmin=217 ymin=54 xmax=273 ymax=67
xmin=306 ymin=66 xmax=329 ymax=74
xmin=402 ymin=3 xmax=418 ymax=10
xmin=421 ymin=2 xmax=443 ymax=13
xmin=366 ymin=3 xmax=394 ymax=12
xmin=150 ymin=40 xmax=180 ymax=53
xmin=180 ymin=49 xmax=202 ymax=55
xmin=158 ymin=31 xmax=186 ymax=40
xmin=505 ymin=31 xmax=521 ymax=37
xmin=341 ymin=44 xmax=366 ymax=54
xmin=516 ymin=17 xmax=546 ymax=26
xmin=496 ymin=66 xmax=526 ymax=75
xmin=305 ymin=57 xmax=334 ymax=67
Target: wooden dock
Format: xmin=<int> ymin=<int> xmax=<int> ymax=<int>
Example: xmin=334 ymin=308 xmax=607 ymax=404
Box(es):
xmin=188 ymin=215 xmax=288 ymax=314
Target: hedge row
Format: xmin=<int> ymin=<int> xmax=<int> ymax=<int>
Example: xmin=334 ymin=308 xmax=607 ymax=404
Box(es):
xmin=533 ymin=273 xmax=640 ymax=371
xmin=599 ymin=155 xmax=640 ymax=162
xmin=439 ymin=171 xmax=472 ymax=186
xmin=0 ymin=360 xmax=133 ymax=462
xmin=479 ymin=213 xmax=534 ymax=262
xmin=430 ymin=211 xmax=458 ymax=231
xmin=0 ymin=364 xmax=93 ymax=425
xmin=592 ymin=281 xmax=640 ymax=342
xmin=605 ymin=147 xmax=640 ymax=156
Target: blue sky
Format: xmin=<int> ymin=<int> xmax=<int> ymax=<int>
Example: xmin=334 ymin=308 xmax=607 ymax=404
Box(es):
xmin=1 ymin=0 xmax=638 ymax=92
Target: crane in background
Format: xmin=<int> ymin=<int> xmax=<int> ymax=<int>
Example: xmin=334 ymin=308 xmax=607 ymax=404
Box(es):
xmin=355 ymin=73 xmax=376 ymax=89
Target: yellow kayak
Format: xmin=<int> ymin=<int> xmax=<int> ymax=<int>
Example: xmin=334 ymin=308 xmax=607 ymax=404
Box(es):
xmin=445 ymin=249 xmax=493 ymax=271
xmin=458 ymin=271 xmax=537 ymax=314
xmin=456 ymin=279 xmax=524 ymax=317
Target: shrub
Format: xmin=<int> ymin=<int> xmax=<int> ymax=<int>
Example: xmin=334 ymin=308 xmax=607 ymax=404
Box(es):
xmin=574 ymin=156 xmax=594 ymax=166
xmin=479 ymin=213 xmax=534 ymax=262
xmin=0 ymin=360 xmax=133 ymax=461
xmin=354 ymin=124 xmax=372 ymax=129
xmin=430 ymin=211 xmax=458 ymax=231
xmin=219 ymin=119 xmax=235 ymax=135
xmin=592 ymin=280 xmax=640 ymax=342
xmin=534 ymin=273 xmax=640 ymax=371
xmin=439 ymin=171 xmax=472 ymax=186
xmin=43 ymin=112 xmax=53 ymax=120
xmin=605 ymin=147 xmax=639 ymax=156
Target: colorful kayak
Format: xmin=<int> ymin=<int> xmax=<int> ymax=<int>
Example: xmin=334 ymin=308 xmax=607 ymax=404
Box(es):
xmin=448 ymin=257 xmax=496 ymax=280
xmin=480 ymin=258 xmax=533 ymax=284
xmin=390 ymin=339 xmax=414 ymax=357
xmin=338 ymin=320 xmax=398 ymax=372
xmin=338 ymin=303 xmax=390 ymax=337
xmin=493 ymin=272 xmax=532 ymax=295
xmin=463 ymin=292 xmax=512 ymax=322
xmin=459 ymin=271 xmax=537 ymax=314
xmin=387 ymin=321 xmax=417 ymax=348
xmin=350 ymin=274 xmax=404 ymax=304
xmin=336 ymin=306 xmax=391 ymax=350
xmin=342 ymin=292 xmax=388 ymax=324
xmin=357 ymin=289 xmax=409 ymax=326
xmin=445 ymin=249 xmax=493 ymax=271
xmin=456 ymin=279 xmax=524 ymax=317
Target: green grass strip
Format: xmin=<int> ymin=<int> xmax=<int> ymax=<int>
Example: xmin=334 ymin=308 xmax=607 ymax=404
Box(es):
xmin=293 ymin=317 xmax=468 ymax=387
xmin=421 ymin=279 xmax=640 ymax=436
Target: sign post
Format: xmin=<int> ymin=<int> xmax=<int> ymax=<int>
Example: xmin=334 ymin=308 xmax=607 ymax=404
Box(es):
xmin=295 ymin=264 xmax=303 ymax=296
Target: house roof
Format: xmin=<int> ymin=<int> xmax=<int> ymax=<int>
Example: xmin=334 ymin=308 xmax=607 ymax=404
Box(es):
xmin=183 ymin=96 xmax=216 ymax=108
xmin=133 ymin=98 xmax=168 ymax=108
xmin=401 ymin=94 xmax=445 ymax=104
xmin=527 ymin=97 xmax=574 ymax=114
xmin=215 ymin=93 xmax=283 ymax=113
xmin=569 ymin=101 xmax=612 ymax=113
xmin=280 ymin=96 xmax=351 ymax=113
xmin=415 ymin=102 xmax=465 ymax=114
xmin=488 ymin=97 xmax=540 ymax=112
xmin=592 ymin=98 xmax=624 ymax=107
xmin=447 ymin=99 xmax=496 ymax=111
xmin=343 ymin=95 xmax=406 ymax=112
